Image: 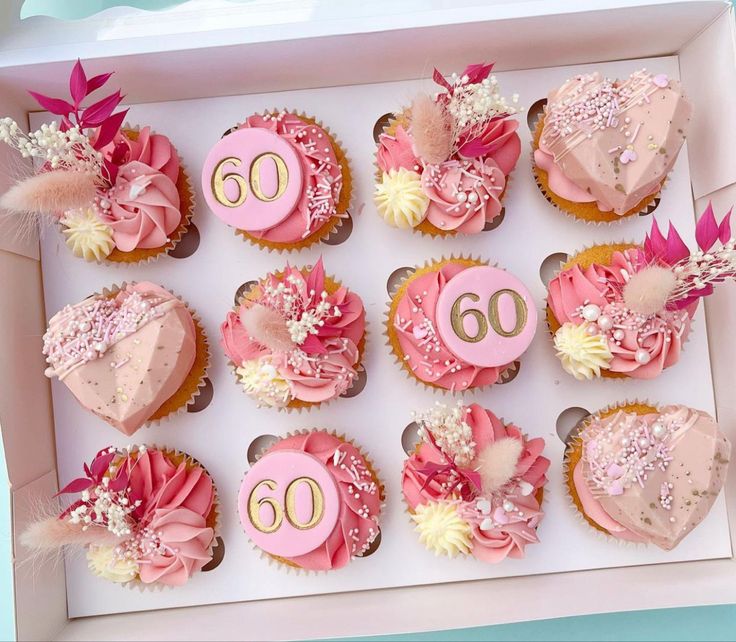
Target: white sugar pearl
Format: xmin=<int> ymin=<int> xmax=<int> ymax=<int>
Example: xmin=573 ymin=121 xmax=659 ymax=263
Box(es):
xmin=467 ymin=192 xmax=479 ymax=204
xmin=503 ymin=500 xmax=515 ymax=512
xmin=94 ymin=341 xmax=107 ymax=353
xmin=597 ymin=315 xmax=613 ymax=331
xmin=586 ymin=324 xmax=598 ymax=335
xmin=613 ymin=329 xmax=625 ymax=341
xmin=635 ymin=349 xmax=651 ymax=364
xmin=78 ymin=321 xmax=91 ymax=333
xmin=457 ymin=192 xmax=468 ymax=202
xmin=638 ymin=437 xmax=650 ymax=448
xmin=652 ymin=423 xmax=666 ymax=439
xmin=581 ymin=303 xmax=601 ymax=322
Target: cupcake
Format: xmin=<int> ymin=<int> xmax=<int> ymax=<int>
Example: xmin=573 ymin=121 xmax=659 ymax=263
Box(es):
xmin=239 ymin=430 xmax=383 ymax=571
xmin=21 ymin=445 xmax=218 ymax=587
xmin=201 ymin=110 xmax=351 ymax=251
xmin=532 ymin=69 xmax=692 ymax=222
xmin=403 ymin=402 xmax=549 ymax=561
xmin=221 ymin=257 xmax=366 ymax=410
xmin=546 ymin=204 xmax=734 ymax=380
xmin=564 ymin=402 xmax=730 ymax=549
xmin=0 ymin=59 xmax=193 ymax=263
xmin=42 ymin=282 xmax=209 ymax=434
xmin=386 ymin=257 xmax=537 ymax=392
xmin=374 ymin=63 xmax=521 ymax=235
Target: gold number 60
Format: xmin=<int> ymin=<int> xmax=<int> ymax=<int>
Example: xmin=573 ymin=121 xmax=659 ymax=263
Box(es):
xmin=450 ymin=289 xmax=528 ymax=342
xmin=212 ymin=153 xmax=289 ymax=208
xmin=248 ymin=477 xmax=325 ymax=533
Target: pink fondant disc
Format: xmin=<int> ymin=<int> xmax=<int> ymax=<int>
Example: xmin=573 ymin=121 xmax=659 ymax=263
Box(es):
xmin=435 ymin=265 xmax=537 ymax=367
xmin=238 ymin=450 xmax=340 ymax=558
xmin=201 ymin=127 xmax=304 ymax=232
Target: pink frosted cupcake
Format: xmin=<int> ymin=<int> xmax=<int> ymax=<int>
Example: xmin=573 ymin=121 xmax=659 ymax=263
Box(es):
xmin=386 ymin=257 xmax=537 ymax=392
xmin=42 ymin=282 xmax=209 ymax=435
xmin=201 ymin=111 xmax=351 ymax=251
xmin=0 ymin=59 xmax=193 ymax=263
xmin=239 ymin=430 xmax=383 ymax=571
xmin=546 ymin=204 xmax=735 ymax=380
xmin=221 ymin=258 xmax=366 ymax=410
xmin=374 ymin=62 xmax=521 ymax=236
xmin=403 ymin=403 xmax=549 ymax=562
xmin=565 ymin=402 xmax=730 ymax=549
xmin=21 ymin=445 xmax=218 ymax=587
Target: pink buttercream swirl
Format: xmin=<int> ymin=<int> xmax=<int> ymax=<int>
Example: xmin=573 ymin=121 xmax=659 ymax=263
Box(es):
xmin=547 ymin=248 xmax=696 ymax=379
xmin=125 ymin=449 xmax=216 ymax=586
xmin=220 ymin=258 xmax=366 ymax=405
xmin=265 ymin=431 xmax=381 ymax=570
xmin=95 ymin=160 xmax=182 ymax=252
xmin=375 ymin=112 xmax=520 ymax=234
xmin=402 ymin=404 xmax=549 ymax=563
xmin=240 ymin=112 xmax=343 ymax=244
xmin=101 ymin=126 xmax=181 ymax=185
xmin=392 ymin=262 xmax=510 ymax=391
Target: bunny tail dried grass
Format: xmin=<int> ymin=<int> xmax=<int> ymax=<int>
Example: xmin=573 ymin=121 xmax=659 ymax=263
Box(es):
xmin=0 ymin=171 xmax=96 ymax=217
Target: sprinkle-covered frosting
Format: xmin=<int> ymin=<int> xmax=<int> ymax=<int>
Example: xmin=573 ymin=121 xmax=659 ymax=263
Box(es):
xmin=240 ymin=431 xmax=382 ymax=571
xmin=571 ymin=405 xmax=730 ymax=550
xmin=221 ymin=258 xmax=365 ymax=407
xmin=534 ymin=69 xmax=692 ymax=215
xmin=403 ymin=403 xmax=549 ymax=563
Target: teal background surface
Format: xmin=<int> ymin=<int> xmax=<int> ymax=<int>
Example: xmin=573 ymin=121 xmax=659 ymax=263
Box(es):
xmin=5 ymin=0 xmax=736 ymax=640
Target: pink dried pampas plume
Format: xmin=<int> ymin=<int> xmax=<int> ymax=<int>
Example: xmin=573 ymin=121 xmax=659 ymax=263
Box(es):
xmin=476 ymin=437 xmax=523 ymax=494
xmin=0 ymin=170 xmax=97 ymax=217
xmin=240 ymin=303 xmax=296 ymax=354
xmin=410 ymin=93 xmax=453 ymax=165
xmin=21 ymin=516 xmax=122 ymax=552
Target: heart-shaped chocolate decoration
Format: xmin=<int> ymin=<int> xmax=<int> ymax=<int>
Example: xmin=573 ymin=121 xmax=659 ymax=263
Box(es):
xmin=576 ymin=405 xmax=730 ymax=550
xmin=535 ymin=70 xmax=692 ymax=215
xmin=43 ymin=282 xmax=197 ymax=436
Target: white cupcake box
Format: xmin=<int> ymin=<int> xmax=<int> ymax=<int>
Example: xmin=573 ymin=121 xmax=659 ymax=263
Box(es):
xmin=1 ymin=1 xmax=736 ymax=639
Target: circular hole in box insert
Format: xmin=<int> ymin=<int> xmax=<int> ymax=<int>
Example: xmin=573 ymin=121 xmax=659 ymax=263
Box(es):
xmin=556 ymin=406 xmax=592 ymax=445
xmin=234 ymin=280 xmax=259 ymax=305
xmin=201 ymin=536 xmax=225 ymax=572
xmin=640 ymin=196 xmax=660 ymax=217
xmin=539 ymin=252 xmax=569 ymax=286
xmin=247 ymin=434 xmax=280 ymax=465
xmin=360 ymin=529 xmax=381 ymax=557
xmin=526 ymin=97 xmax=547 ymax=132
xmin=322 ymin=212 xmax=353 ymax=246
xmin=483 ymin=207 xmax=505 ymax=232
xmin=169 ymin=222 xmax=200 ymax=259
xmin=401 ymin=421 xmax=422 ymax=456
xmin=341 ymin=367 xmax=367 ymax=398
xmin=373 ymin=113 xmax=394 ymax=143
xmin=386 ymin=266 xmax=416 ymax=296
xmin=187 ymin=377 xmax=214 ymax=413
xmin=497 ymin=360 xmax=521 ymax=385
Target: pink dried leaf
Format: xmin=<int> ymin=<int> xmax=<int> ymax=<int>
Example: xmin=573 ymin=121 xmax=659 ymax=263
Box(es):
xmin=300 ymin=334 xmax=328 ymax=355
xmin=93 ymin=107 xmax=128 ymax=150
xmin=27 ymin=91 xmax=74 ymax=116
xmin=90 ymin=451 xmax=116 ymax=480
xmin=695 ymin=202 xmax=719 ymax=251
xmin=305 ymin=256 xmax=326 ymax=297
xmin=461 ymin=62 xmax=494 ymax=85
xmin=55 ymin=477 xmax=93 ymax=496
xmin=69 ymin=59 xmax=87 ymax=106
xmin=85 ymin=72 xmax=113 ymax=95
xmin=108 ymin=467 xmax=129 ymax=492
xmin=719 ymin=207 xmax=733 ymax=243
xmin=666 ymin=222 xmax=690 ymax=263
xmin=432 ymin=68 xmax=453 ymax=93
xmin=456 ymin=136 xmax=490 ymax=158
xmin=81 ymin=90 xmax=123 ymax=127
xmin=648 ymin=219 xmax=668 ymax=260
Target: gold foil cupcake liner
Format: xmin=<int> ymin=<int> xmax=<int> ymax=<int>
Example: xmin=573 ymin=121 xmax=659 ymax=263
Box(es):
xmin=543 ymin=243 xmax=694 ymax=381
xmin=241 ymin=429 xmax=385 ymax=575
xmin=233 ymin=109 xmax=353 ymax=253
xmin=562 ymin=401 xmax=657 ymax=548
xmin=375 ymin=109 xmax=513 ymax=238
xmin=531 ymin=112 xmax=666 ymax=225
xmin=98 ymin=124 xmax=196 ymax=266
xmin=111 ymin=445 xmax=221 ymax=592
xmin=384 ymin=255 xmax=520 ymax=394
xmin=228 ymin=268 xmax=368 ymax=413
xmin=98 ymin=282 xmax=211 ymax=425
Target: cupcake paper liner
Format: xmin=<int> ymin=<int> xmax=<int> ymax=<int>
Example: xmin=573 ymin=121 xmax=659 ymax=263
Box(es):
xmin=543 ymin=243 xmax=694 ymax=381
xmin=115 ymin=445 xmax=221 ymax=592
xmin=102 ymin=125 xmax=196 ymax=265
xmin=562 ymin=400 xmax=657 ymax=549
xmin=97 ymin=282 xmax=211 ymax=425
xmin=530 ymin=112 xmax=665 ymax=224
xmin=228 ymin=268 xmax=368 ymax=413
xmin=384 ymin=255 xmax=520 ymax=394
xmin=234 ymin=110 xmax=353 ymax=253
xmin=375 ymin=109 xmax=513 ymax=238
xmin=241 ymin=429 xmax=385 ymax=575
